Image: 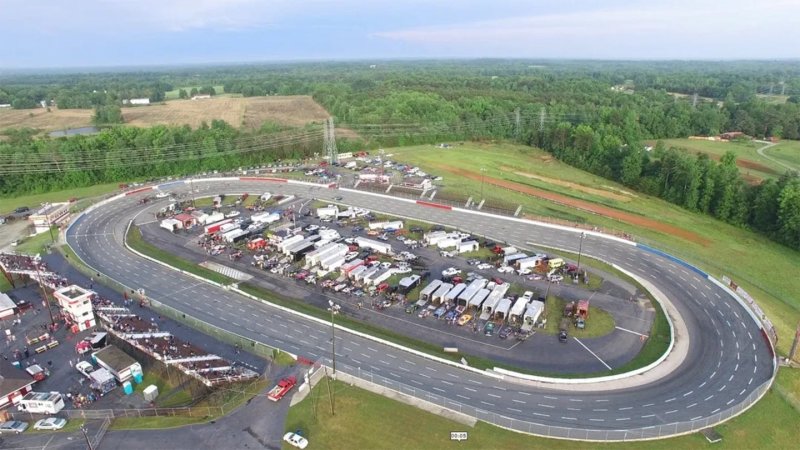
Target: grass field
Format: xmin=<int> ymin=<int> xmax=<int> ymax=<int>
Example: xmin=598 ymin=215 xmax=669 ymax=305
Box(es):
xmin=285 ymin=369 xmax=799 ymax=450
xmin=388 ymin=142 xmax=800 ymax=358
xmin=761 ymin=139 xmax=800 ymax=172
xmin=126 ymin=225 xmax=235 ymax=285
xmin=0 ymin=107 xmax=93 ymax=134
xmin=0 ymin=182 xmax=122 ymax=215
xmin=654 ymin=138 xmax=787 ymax=182
xmin=0 ymin=95 xmax=329 ymax=135
xmin=542 ymin=295 xmax=615 ymax=338
xmin=13 ymin=227 xmax=57 ymax=254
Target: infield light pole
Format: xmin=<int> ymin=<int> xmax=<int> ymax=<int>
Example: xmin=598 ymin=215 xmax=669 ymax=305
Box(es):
xmin=576 ymin=232 xmax=586 ymax=273
xmin=480 ymin=167 xmax=487 ymax=201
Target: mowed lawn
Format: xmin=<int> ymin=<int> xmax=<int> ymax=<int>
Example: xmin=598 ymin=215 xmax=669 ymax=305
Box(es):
xmin=655 ymin=138 xmax=788 ymax=181
xmin=285 ymin=370 xmax=799 ymax=450
xmin=0 ymin=182 xmax=123 ymax=215
xmin=388 ymin=142 xmax=800 ymax=357
xmin=762 ymin=139 xmax=800 ymax=172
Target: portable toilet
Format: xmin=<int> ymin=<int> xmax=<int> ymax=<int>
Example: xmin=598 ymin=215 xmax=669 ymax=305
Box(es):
xmin=123 ymin=381 xmax=133 ymax=395
xmin=90 ymin=354 xmax=97 ymax=365
xmin=132 ymin=365 xmax=144 ymax=384
xmin=142 ymin=385 xmax=159 ymax=402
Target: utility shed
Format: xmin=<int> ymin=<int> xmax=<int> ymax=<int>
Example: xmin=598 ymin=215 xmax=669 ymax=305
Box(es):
xmin=0 ymin=292 xmax=17 ymax=319
xmin=93 ymin=345 xmax=141 ymax=383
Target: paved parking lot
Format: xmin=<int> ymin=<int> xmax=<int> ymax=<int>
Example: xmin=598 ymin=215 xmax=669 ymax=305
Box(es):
xmin=140 ymin=195 xmax=654 ymax=373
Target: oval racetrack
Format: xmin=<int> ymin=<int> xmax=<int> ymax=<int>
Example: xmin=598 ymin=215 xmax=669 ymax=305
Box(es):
xmin=66 ymin=178 xmax=776 ymax=441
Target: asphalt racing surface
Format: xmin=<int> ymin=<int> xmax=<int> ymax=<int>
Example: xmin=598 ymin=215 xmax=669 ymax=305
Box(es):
xmin=66 ymin=179 xmax=775 ymax=438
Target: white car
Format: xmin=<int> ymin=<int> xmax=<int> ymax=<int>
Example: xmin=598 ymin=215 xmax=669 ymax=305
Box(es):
xmin=477 ymin=263 xmax=493 ymax=270
xmin=497 ymin=266 xmax=514 ymax=273
xmin=441 ymin=267 xmax=461 ymax=277
xmin=344 ymin=252 xmax=359 ymax=261
xmin=76 ymin=361 xmax=94 ymax=377
xmin=33 ymin=418 xmax=67 ymax=431
xmin=283 ymin=432 xmax=309 ymax=449
xmin=155 ymin=191 xmax=169 ymax=198
xmin=517 ymin=268 xmax=532 ymax=276
xmin=395 ymin=266 xmax=412 ymax=274
xmin=548 ymin=274 xmax=564 ymax=282
xmin=225 ymin=211 xmax=240 ymax=218
xmin=380 ymin=262 xmax=392 ymax=269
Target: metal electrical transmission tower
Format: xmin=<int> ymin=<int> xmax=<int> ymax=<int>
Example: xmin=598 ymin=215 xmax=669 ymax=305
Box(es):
xmin=324 ymin=118 xmax=338 ymax=164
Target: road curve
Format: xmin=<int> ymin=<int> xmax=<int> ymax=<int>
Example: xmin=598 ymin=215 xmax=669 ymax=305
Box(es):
xmin=66 ymin=178 xmax=776 ymax=440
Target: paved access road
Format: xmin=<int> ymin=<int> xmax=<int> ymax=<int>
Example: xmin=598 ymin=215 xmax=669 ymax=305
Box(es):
xmin=66 ymin=179 xmax=775 ymax=438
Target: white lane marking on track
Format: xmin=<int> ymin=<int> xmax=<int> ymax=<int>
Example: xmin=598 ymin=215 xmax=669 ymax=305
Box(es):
xmin=574 ymin=338 xmax=612 ymax=370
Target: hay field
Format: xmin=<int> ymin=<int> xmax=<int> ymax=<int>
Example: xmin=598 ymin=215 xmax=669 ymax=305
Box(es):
xmin=0 ymin=96 xmax=330 ymax=134
xmin=0 ymin=107 xmax=93 ymax=132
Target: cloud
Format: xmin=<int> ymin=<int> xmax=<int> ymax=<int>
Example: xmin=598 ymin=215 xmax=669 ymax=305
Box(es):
xmin=373 ymin=0 xmax=800 ymax=57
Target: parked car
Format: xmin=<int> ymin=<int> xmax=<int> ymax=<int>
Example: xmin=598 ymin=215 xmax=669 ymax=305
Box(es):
xmin=444 ymin=310 xmax=458 ymax=321
xmin=477 ymin=263 xmax=493 ymax=270
xmin=548 ymin=274 xmax=564 ymax=283
xmin=576 ymin=317 xmax=586 ymax=329
xmin=283 ymin=432 xmax=309 ymax=449
xmin=558 ymin=330 xmax=568 ymax=343
xmin=33 ymin=418 xmax=67 ymax=431
xmin=433 ymin=306 xmax=447 ymax=319
xmin=497 ymin=266 xmax=514 ymax=273
xmin=405 ymin=304 xmax=421 ymax=314
xmin=484 ymin=322 xmax=495 ymax=336
xmin=0 ymin=420 xmax=28 ymax=434
xmin=457 ymin=314 xmax=472 ymax=326
xmin=498 ymin=327 xmax=512 ymax=340
xmin=441 ymin=267 xmax=461 ymax=277
xmin=76 ymin=361 xmax=95 ymax=377
xmin=155 ymin=191 xmax=169 ymax=198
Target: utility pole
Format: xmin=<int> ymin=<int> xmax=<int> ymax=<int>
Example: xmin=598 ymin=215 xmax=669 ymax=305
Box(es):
xmin=34 ymin=265 xmax=56 ymax=327
xmin=324 ymin=366 xmax=335 ymax=416
xmin=576 ymin=232 xmax=586 ymax=272
xmin=328 ymin=300 xmax=337 ymax=376
xmin=514 ymin=108 xmax=521 ymax=140
xmin=324 ymin=118 xmax=338 ymax=165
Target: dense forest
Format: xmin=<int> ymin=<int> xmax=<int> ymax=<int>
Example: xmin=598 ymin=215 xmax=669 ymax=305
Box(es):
xmin=1 ymin=60 xmax=799 ymax=249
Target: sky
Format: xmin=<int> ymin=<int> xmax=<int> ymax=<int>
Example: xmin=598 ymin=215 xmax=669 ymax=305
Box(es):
xmin=0 ymin=0 xmax=798 ymax=68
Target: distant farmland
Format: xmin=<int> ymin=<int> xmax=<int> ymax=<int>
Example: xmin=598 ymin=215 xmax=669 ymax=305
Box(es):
xmin=0 ymin=95 xmax=331 ymax=135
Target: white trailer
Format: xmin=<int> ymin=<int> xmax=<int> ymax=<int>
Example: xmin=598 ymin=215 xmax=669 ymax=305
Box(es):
xmin=222 ymin=228 xmax=247 ymax=243
xmin=18 ymin=392 xmax=65 ymax=414
xmin=321 ymin=255 xmax=346 ymax=271
xmin=348 ymin=265 xmax=367 ymax=280
xmin=431 ymin=283 xmax=454 ymax=305
xmin=159 ymin=218 xmax=182 ymax=232
xmin=368 ymin=221 xmax=404 ymax=230
xmin=251 ymin=212 xmax=280 ymax=224
xmin=419 ymin=280 xmax=443 ymax=302
xmin=444 ymin=283 xmax=467 ymax=304
xmin=468 ymin=288 xmax=491 ymax=309
xmin=481 ymin=283 xmax=510 ymax=319
xmin=493 ymin=298 xmax=513 ymax=321
xmin=458 ymin=279 xmax=488 ymax=306
xmin=509 ymin=297 xmax=530 ymax=323
xmin=306 ymin=243 xmax=347 ymax=266
xmin=521 ymin=301 xmax=545 ymax=332
xmin=355 ymin=237 xmax=392 ymax=254
xmin=277 ymin=234 xmax=304 ymax=252
xmin=503 ymin=253 xmax=528 ymax=266
xmin=516 ymin=256 xmax=544 ymax=271
xmin=202 ymin=212 xmax=225 ymax=225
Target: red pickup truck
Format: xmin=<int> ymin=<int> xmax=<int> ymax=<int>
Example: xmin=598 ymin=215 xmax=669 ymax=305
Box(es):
xmin=267 ymin=376 xmax=297 ymax=402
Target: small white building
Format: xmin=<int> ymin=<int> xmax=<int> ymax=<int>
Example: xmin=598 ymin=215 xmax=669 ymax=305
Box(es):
xmin=125 ymin=98 xmax=150 ymax=105
xmin=53 ymin=285 xmax=96 ymax=332
xmin=355 ymin=237 xmax=392 ymax=254
xmin=277 ymin=234 xmax=305 ymax=253
xmin=160 ymin=218 xmax=182 ymax=232
xmin=93 ymin=345 xmax=142 ymax=383
xmin=0 ymin=293 xmax=18 ymax=319
xmin=306 ymin=243 xmax=347 ymax=267
xmin=456 ymin=240 xmax=479 ymax=254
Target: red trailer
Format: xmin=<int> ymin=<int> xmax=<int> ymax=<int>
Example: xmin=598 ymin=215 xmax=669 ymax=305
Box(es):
xmin=204 ymin=218 xmax=233 ymax=234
